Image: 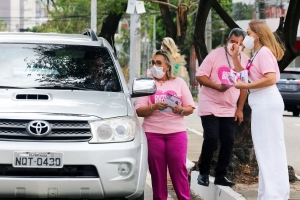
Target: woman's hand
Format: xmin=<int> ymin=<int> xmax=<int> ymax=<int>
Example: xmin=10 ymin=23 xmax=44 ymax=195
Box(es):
xmin=234 ymin=80 xmax=247 ymax=89
xmin=170 ymin=105 xmax=184 ymax=114
xmin=154 ymin=102 xmax=168 ymax=111
xmin=231 ymin=42 xmax=240 ymax=59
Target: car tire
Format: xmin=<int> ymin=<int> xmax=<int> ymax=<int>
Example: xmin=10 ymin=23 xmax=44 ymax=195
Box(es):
xmin=293 ymin=110 xmax=300 ymax=116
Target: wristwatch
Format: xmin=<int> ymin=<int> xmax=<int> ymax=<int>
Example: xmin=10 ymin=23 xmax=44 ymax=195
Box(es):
xmin=179 ymin=108 xmax=185 ymax=116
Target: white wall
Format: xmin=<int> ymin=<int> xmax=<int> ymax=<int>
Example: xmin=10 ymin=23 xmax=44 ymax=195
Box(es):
xmin=23 ymin=0 xmax=36 ymax=29
xmin=9 ymin=0 xmax=20 ymax=32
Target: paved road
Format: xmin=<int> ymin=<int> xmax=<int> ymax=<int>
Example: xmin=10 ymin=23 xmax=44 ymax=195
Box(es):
xmin=283 ymin=111 xmax=300 ymax=174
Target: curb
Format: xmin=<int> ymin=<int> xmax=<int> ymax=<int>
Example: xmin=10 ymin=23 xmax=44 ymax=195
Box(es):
xmin=186 ymin=158 xmax=195 ymax=170
xmin=190 ymin=171 xmax=246 ymax=200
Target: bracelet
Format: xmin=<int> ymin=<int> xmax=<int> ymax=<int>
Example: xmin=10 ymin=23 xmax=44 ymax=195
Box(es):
xmin=179 ymin=108 xmax=185 ymax=116
xmin=150 ymin=104 xmax=155 ymax=111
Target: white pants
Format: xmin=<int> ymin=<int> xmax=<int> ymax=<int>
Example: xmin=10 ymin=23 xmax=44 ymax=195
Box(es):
xmin=248 ymin=85 xmax=290 ymax=200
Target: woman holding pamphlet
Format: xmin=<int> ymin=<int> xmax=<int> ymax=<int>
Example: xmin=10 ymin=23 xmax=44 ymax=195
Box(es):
xmin=136 ymin=49 xmax=195 ymax=200
xmin=231 ymin=20 xmax=290 ymax=200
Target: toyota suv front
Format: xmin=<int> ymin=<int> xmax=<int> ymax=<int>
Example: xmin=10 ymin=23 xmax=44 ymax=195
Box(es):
xmin=0 ymin=30 xmax=155 ymax=199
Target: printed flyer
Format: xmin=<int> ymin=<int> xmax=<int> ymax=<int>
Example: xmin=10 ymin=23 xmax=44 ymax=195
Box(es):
xmin=163 ymin=94 xmax=181 ymax=112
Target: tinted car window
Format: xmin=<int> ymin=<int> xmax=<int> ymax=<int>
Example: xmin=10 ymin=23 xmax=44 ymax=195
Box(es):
xmin=280 ymin=72 xmax=300 ymax=80
xmin=0 ymin=44 xmax=121 ymax=92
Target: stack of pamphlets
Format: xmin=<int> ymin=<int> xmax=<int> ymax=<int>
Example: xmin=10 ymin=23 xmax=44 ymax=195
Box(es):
xmin=163 ymin=94 xmax=181 ymax=112
xmin=221 ymin=69 xmax=249 ymax=88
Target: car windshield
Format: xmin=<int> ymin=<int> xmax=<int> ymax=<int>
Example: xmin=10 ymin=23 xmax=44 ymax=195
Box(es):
xmin=0 ymin=44 xmax=122 ymax=92
xmin=280 ymin=72 xmax=300 ymax=80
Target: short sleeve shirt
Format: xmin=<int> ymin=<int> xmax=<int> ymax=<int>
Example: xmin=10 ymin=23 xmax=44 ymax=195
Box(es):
xmin=196 ymin=47 xmax=249 ymax=117
xmin=248 ymin=46 xmax=280 ymax=82
xmin=135 ymin=77 xmax=195 ymax=134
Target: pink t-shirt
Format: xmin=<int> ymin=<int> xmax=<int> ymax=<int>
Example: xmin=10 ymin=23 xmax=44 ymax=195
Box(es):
xmin=135 ymin=77 xmax=195 ymax=134
xmin=196 ymin=47 xmax=249 ymax=117
xmin=248 ymin=46 xmax=280 ymax=82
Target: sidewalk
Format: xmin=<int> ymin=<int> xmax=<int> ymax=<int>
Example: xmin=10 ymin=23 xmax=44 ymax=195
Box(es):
xmin=185 ymin=106 xmax=300 ymax=200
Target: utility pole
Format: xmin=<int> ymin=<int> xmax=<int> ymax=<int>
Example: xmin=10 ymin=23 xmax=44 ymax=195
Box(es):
xmin=129 ymin=14 xmax=141 ymax=86
xmin=126 ymin=0 xmax=145 ymax=89
xmin=142 ymin=22 xmax=148 ymax=77
xmin=91 ymin=0 xmax=97 ymax=33
xmin=153 ymin=15 xmax=156 ymax=53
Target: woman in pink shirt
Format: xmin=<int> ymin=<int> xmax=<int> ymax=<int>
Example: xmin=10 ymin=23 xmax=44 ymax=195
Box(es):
xmin=136 ymin=50 xmax=195 ymax=200
xmin=232 ymin=20 xmax=290 ymax=200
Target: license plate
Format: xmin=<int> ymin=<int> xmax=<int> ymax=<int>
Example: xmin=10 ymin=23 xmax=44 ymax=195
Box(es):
xmin=13 ymin=152 xmax=63 ymax=168
xmin=281 ymin=85 xmax=295 ymax=90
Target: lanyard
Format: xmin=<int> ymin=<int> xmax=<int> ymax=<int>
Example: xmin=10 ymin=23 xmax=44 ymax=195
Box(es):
xmin=224 ymin=47 xmax=241 ymax=69
xmin=246 ymin=46 xmax=263 ymax=70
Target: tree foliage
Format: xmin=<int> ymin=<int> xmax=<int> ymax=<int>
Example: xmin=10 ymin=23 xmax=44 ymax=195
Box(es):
xmin=0 ymin=19 xmax=6 ymax=31
xmin=31 ymin=0 xmax=127 ymax=35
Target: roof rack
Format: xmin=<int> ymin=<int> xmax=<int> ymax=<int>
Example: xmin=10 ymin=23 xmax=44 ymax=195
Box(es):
xmin=82 ymin=29 xmax=98 ymax=41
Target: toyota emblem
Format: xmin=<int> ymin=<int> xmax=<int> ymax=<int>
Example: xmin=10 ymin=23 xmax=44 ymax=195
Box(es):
xmin=26 ymin=121 xmax=51 ymax=137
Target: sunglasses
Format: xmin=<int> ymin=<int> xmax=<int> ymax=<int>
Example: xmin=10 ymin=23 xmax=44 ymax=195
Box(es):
xmin=150 ymin=60 xmax=164 ymax=67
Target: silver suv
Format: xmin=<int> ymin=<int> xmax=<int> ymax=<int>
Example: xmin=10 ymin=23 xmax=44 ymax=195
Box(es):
xmin=0 ymin=30 xmax=156 ymax=199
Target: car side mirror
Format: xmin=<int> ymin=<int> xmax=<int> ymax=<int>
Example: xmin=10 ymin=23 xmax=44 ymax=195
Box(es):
xmin=131 ymin=78 xmax=156 ymax=98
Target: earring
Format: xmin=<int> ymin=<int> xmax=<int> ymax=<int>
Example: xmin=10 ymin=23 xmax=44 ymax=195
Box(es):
xmin=166 ymin=70 xmax=170 ymax=77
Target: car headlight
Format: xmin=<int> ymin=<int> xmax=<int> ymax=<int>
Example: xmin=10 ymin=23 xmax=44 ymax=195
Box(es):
xmin=89 ymin=117 xmax=136 ymax=143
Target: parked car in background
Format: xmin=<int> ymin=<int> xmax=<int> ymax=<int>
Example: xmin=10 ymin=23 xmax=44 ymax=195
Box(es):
xmin=0 ymin=30 xmax=156 ymax=199
xmin=277 ymin=67 xmax=300 ymax=116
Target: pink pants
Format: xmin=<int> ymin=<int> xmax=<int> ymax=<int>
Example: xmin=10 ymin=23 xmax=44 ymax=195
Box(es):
xmin=146 ymin=131 xmax=190 ymax=200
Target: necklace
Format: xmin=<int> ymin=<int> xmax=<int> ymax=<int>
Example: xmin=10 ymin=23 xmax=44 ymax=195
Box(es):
xmin=155 ymin=79 xmax=167 ymax=86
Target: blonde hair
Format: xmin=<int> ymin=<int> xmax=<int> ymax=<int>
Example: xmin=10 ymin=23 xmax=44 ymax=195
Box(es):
xmin=152 ymin=49 xmax=176 ymax=79
xmin=162 ymin=37 xmax=186 ymax=67
xmin=249 ymin=20 xmax=285 ymax=61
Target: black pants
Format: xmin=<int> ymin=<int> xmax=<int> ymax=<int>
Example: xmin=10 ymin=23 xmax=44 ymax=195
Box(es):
xmin=198 ymin=115 xmax=237 ymax=177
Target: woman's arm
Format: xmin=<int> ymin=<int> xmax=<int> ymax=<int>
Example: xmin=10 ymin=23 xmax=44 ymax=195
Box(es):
xmin=136 ymin=102 xmax=168 ymax=117
xmin=170 ymin=105 xmax=194 ymax=116
xmin=181 ymin=105 xmax=194 ymax=116
xmin=235 ymin=72 xmax=277 ymax=89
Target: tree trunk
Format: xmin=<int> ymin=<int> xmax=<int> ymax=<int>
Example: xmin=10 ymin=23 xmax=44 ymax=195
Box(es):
xmin=192 ymin=0 xmax=211 ymax=64
xmin=98 ymin=3 xmax=127 ymax=54
xmin=158 ymin=0 xmax=177 ymax=42
xmin=176 ymin=5 xmax=189 ymax=49
xmin=277 ymin=0 xmax=300 ymax=70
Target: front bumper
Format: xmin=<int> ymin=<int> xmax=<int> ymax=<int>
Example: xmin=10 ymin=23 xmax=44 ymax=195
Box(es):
xmin=0 ymin=134 xmax=148 ymax=199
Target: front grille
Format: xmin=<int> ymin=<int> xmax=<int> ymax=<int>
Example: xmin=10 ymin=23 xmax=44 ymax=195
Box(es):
xmin=0 ymin=164 xmax=99 ymax=178
xmin=0 ymin=119 xmax=92 ymax=141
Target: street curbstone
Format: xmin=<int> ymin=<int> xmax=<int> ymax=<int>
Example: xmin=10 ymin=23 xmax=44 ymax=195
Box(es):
xmin=190 ymin=171 xmax=246 ymax=200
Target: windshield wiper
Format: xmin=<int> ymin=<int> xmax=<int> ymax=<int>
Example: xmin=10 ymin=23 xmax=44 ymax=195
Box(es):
xmin=34 ymin=85 xmax=93 ymax=91
xmin=0 ymin=85 xmax=93 ymax=91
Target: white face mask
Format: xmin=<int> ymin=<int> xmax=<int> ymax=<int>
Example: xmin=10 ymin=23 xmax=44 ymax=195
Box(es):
xmin=227 ymin=43 xmax=243 ymax=55
xmin=151 ymin=66 xmax=165 ymax=78
xmin=243 ymin=35 xmax=255 ymax=49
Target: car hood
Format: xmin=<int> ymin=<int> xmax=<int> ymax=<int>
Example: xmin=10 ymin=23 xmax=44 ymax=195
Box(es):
xmin=0 ymin=89 xmax=129 ymax=119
